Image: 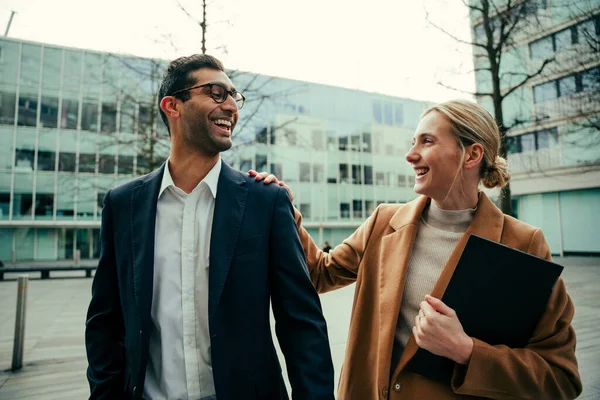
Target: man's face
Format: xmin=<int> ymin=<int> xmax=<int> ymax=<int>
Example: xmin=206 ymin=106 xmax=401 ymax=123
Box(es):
xmin=179 ymin=68 xmax=239 ymax=155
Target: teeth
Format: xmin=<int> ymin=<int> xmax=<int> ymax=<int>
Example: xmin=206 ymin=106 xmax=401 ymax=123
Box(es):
xmin=415 ymin=168 xmax=429 ymax=176
xmin=215 ymin=119 xmax=232 ymax=127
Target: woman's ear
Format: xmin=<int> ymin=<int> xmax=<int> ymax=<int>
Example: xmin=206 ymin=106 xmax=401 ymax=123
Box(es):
xmin=464 ymin=143 xmax=484 ymax=170
xmin=160 ymin=96 xmax=179 ymax=120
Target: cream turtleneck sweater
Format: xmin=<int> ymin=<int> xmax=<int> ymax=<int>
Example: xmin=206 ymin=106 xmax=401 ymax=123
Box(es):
xmin=391 ymin=200 xmax=476 ymax=369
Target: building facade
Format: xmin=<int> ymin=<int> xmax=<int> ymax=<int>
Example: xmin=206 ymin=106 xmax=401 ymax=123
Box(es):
xmin=0 ymin=37 xmax=429 ymax=264
xmin=470 ymin=0 xmax=600 ymax=255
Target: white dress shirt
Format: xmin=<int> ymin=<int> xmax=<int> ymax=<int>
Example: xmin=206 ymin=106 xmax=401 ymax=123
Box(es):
xmin=143 ymin=158 xmax=221 ymax=400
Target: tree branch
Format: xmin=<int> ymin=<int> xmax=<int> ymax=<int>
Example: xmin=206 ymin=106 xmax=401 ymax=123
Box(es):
xmin=425 ymin=11 xmax=488 ymax=50
xmin=502 ymin=56 xmax=554 ymax=99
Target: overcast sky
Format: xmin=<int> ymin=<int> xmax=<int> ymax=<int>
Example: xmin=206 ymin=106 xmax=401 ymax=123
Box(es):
xmin=1 ymin=0 xmax=476 ymax=103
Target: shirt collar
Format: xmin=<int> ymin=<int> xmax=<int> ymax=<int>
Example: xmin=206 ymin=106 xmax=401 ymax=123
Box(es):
xmin=158 ymin=158 xmax=222 ymax=199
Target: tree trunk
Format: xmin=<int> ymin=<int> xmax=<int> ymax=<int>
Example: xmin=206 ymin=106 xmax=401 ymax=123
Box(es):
xmin=491 ymin=72 xmax=514 ymax=216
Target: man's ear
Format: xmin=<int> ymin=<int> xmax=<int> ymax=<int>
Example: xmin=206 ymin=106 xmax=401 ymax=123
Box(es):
xmin=160 ymin=96 xmax=179 ymax=121
xmin=464 ymin=143 xmax=484 ymax=171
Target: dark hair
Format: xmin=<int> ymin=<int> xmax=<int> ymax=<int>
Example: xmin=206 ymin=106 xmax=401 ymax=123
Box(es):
xmin=157 ymin=54 xmax=225 ymax=135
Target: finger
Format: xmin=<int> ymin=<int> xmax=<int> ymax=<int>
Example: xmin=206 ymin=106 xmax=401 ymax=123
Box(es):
xmin=254 ymin=171 xmax=269 ymax=181
xmin=426 ymin=295 xmax=454 ymax=316
xmin=264 ymin=174 xmax=279 ymax=184
xmin=248 ymin=169 xmax=258 ymax=176
xmin=278 ymin=181 xmax=294 ymax=201
xmin=412 ymin=326 xmax=422 ymax=346
xmin=420 ymin=300 xmax=436 ymax=318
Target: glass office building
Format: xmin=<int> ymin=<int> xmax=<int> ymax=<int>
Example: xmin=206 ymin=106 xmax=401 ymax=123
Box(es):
xmin=0 ymin=37 xmax=429 ymax=263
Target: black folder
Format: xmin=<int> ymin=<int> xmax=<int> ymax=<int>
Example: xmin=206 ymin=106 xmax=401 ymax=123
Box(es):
xmin=406 ymin=234 xmax=563 ymax=384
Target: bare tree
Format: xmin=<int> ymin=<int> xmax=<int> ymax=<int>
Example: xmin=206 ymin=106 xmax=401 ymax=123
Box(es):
xmin=428 ymin=0 xmax=555 ymax=215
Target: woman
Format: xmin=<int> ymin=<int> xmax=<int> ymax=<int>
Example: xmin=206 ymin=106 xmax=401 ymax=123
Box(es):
xmin=250 ymin=100 xmax=582 ymax=399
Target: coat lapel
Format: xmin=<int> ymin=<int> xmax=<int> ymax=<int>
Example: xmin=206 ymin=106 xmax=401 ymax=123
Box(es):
xmin=392 ymin=192 xmax=505 ymax=376
xmin=131 ymin=165 xmax=164 ymax=327
xmin=208 ymin=162 xmax=248 ymax=316
xmin=378 ymin=196 xmax=429 ymax=377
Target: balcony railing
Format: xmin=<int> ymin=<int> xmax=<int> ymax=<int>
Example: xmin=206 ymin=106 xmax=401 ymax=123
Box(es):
xmin=508 ymin=147 xmax=562 ymax=174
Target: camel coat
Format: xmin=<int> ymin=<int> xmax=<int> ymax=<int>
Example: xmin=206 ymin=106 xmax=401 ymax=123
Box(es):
xmin=296 ymin=193 xmax=582 ymax=400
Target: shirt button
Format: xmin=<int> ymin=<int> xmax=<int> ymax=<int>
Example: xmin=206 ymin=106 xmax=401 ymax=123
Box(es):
xmin=393 ymin=382 xmax=403 ymax=392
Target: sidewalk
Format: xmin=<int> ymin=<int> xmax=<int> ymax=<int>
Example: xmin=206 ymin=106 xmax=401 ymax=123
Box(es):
xmin=0 ymin=257 xmax=598 ymax=399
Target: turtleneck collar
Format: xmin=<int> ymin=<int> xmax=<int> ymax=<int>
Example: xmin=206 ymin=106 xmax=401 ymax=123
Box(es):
xmin=422 ymin=200 xmax=476 ymax=233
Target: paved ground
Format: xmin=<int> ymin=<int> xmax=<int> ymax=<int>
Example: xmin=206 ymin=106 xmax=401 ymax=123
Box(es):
xmin=0 ymin=257 xmax=598 ymax=399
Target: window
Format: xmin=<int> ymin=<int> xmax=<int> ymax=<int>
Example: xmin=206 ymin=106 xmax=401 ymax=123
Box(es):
xmin=351 ymin=164 xmax=362 ymax=184
xmin=18 ymin=95 xmax=38 ymax=127
xmin=365 ymin=200 xmax=375 ymax=216
xmin=536 ymin=128 xmax=559 ymax=150
xmin=376 ymin=172 xmax=387 ymax=186
xmin=581 ymin=67 xmax=599 ymax=92
xmin=79 ymin=153 xmax=96 ymax=173
xmin=255 ymin=126 xmax=267 ymax=144
xmin=312 ymin=130 xmax=324 ymax=150
xmin=313 ymin=164 xmax=324 ymax=183
xmin=270 ymin=163 xmax=282 ymax=178
xmin=339 ymin=164 xmax=349 ymax=184
xmin=353 ymin=200 xmax=363 ymax=219
xmin=533 ymin=81 xmax=557 ymax=103
xmin=0 ymin=91 xmax=16 ymax=125
xmin=534 ymin=66 xmax=599 ymax=103
xmin=530 ymin=17 xmax=597 ymax=59
xmin=40 ymin=96 xmax=59 ymax=128
xmin=394 ymin=104 xmax=403 ymax=126
xmin=350 ymin=135 xmax=361 ymax=152
xmin=507 ymin=127 xmax=559 ymax=154
xmin=529 ymin=36 xmax=554 ymax=59
xmin=340 ymin=203 xmax=350 ymax=219
xmin=37 ymin=151 xmax=56 ymax=171
xmin=99 ymin=154 xmax=115 ymax=174
xmin=240 ymin=159 xmax=252 ymax=172
xmin=81 ymin=101 xmax=99 ymax=131
xmin=119 ymin=100 xmax=135 ymax=133
xmin=118 ymin=155 xmax=134 ymax=175
xmin=60 ymin=97 xmax=79 ymax=130
xmin=558 ymin=75 xmax=577 ymax=97
xmin=383 ymin=103 xmax=393 ymax=125
xmin=299 ymin=163 xmax=311 ymax=182
xmin=362 ymin=133 xmax=372 ymax=153
xmin=299 ymin=204 xmax=311 ymax=219
xmin=15 ymin=149 xmax=34 ymax=170
xmin=255 ymin=155 xmax=267 ymax=172
xmin=101 ymin=103 xmax=117 ymax=133
xmin=554 ymin=28 xmax=573 ymax=51
xmin=364 ymin=166 xmax=373 ymax=185
xmin=372 ymin=101 xmax=382 ymax=123
xmin=58 ymin=152 xmax=76 ymax=172
xmin=339 ymin=136 xmax=348 ymax=151
xmin=35 ymin=194 xmax=54 ymax=217
xmin=398 ymin=174 xmax=406 ymax=187
xmin=284 ymin=129 xmax=297 ymax=146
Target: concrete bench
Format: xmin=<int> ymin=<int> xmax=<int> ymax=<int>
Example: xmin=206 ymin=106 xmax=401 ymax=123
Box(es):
xmin=0 ymin=265 xmax=96 ymax=280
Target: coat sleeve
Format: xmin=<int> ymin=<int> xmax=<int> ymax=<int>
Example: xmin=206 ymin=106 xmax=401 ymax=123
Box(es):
xmin=294 ymin=204 xmax=382 ymax=293
xmin=268 ymin=187 xmax=335 ymax=400
xmin=451 ymin=228 xmax=582 ymax=400
xmin=85 ymin=190 xmax=127 ymax=399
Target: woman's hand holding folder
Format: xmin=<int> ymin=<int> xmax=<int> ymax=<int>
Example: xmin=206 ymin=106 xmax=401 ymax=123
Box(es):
xmin=413 ymin=295 xmax=474 ymax=365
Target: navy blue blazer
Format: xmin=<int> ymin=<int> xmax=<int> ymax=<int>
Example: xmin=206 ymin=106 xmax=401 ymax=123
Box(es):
xmin=85 ymin=162 xmax=334 ymax=400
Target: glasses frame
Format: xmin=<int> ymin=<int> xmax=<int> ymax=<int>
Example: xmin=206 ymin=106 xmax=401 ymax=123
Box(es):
xmin=169 ymin=82 xmax=245 ymax=110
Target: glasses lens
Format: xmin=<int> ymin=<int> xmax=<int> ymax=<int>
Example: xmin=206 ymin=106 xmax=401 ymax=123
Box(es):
xmin=234 ymin=93 xmax=245 ymax=110
xmin=210 ymin=84 xmax=226 ymax=103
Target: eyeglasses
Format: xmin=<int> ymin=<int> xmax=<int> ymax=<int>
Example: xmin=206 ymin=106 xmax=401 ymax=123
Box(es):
xmin=169 ymin=82 xmax=245 ymax=110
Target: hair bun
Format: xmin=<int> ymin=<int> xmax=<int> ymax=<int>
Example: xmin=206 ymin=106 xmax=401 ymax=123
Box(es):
xmin=482 ymin=156 xmax=511 ymax=189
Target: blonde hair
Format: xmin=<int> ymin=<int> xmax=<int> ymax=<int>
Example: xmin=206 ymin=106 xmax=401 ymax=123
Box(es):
xmin=421 ymin=99 xmax=511 ymax=189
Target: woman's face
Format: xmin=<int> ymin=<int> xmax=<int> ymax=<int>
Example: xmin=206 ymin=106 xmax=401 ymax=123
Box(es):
xmin=405 ymin=111 xmax=463 ymax=203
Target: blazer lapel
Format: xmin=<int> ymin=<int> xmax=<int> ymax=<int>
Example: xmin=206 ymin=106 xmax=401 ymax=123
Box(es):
xmin=393 ymin=192 xmax=505 ymax=376
xmin=208 ymin=162 xmax=248 ymax=316
xmin=378 ymin=196 xmax=429 ymax=378
xmin=131 ymin=165 xmax=164 ymax=327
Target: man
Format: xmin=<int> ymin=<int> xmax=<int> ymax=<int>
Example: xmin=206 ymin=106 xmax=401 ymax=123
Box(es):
xmin=85 ymin=54 xmax=335 ymax=400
